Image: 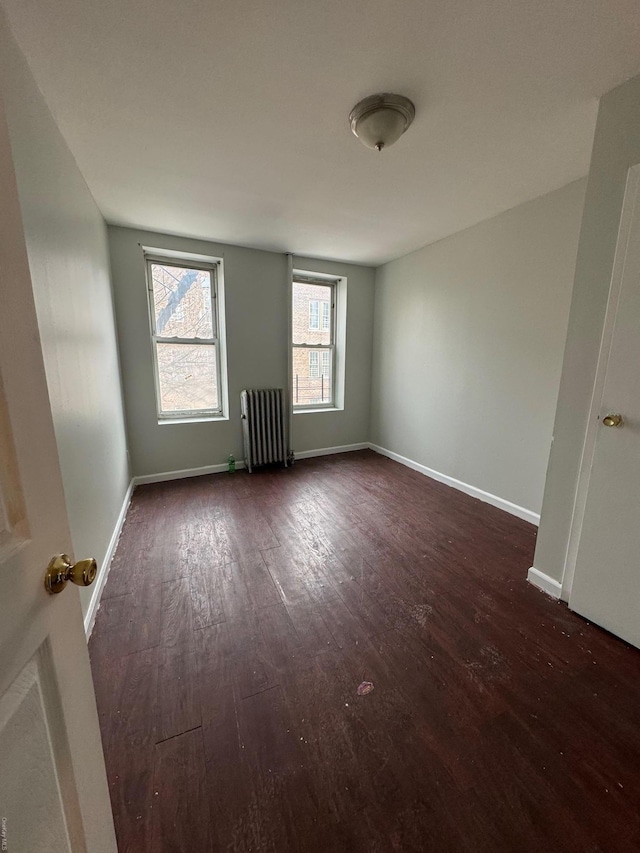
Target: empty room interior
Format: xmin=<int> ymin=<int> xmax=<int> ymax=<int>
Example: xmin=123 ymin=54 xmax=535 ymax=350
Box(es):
xmin=2 ymin=1 xmax=640 ymax=851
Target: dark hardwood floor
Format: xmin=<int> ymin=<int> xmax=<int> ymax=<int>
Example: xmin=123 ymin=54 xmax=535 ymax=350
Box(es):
xmin=89 ymin=450 xmax=640 ymax=852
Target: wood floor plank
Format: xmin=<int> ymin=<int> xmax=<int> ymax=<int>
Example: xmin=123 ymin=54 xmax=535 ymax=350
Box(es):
xmin=319 ymin=594 xmax=371 ymax=650
xmin=125 ymin=577 xmax=163 ymax=655
xmin=109 ymin=762 xmax=156 ymax=853
xmin=331 ymin=576 xmax=395 ymax=638
xmin=218 ymin=551 xmax=282 ymax=621
xmin=279 ymin=651 xmax=381 ymax=822
xmin=261 ymin=499 xmax=335 ymax=558
xmin=224 ymin=499 xmax=281 ymax=555
xmin=188 ymin=562 xmax=225 ymax=630
xmin=197 ymin=613 xmax=273 ymax=704
xmin=160 ymin=577 xmax=195 ymax=653
xmin=284 ymin=600 xmax=337 ymax=656
xmin=99 ymin=646 xmax=159 ymax=762
xmin=89 ymin=593 xmax=132 ymax=666
xmin=152 ymin=728 xmax=213 ymax=852
xmin=157 ymin=648 xmax=201 ymax=743
xmin=237 ymin=549 xmax=282 ymax=608
xmin=91 ymin=574 xmax=163 ymax=659
xmin=90 ymin=450 xmax=640 ymax=852
xmin=195 ymin=622 xmax=240 ymax=763
xmin=100 ymin=518 xmax=159 ymax=599
xmin=261 ymin=543 xmax=340 ymax=606
xmin=98 ymin=648 xmax=159 ymax=852
xmin=194 ymin=510 xmax=237 ymax=567
xmin=256 ymin=602 xmax=303 ymax=670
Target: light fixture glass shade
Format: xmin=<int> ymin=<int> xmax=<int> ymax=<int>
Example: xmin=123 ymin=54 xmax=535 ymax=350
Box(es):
xmin=349 ymin=93 xmax=415 ymax=151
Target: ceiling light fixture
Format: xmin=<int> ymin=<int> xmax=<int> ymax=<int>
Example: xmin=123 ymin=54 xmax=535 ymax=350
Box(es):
xmin=349 ymin=93 xmax=415 ymax=152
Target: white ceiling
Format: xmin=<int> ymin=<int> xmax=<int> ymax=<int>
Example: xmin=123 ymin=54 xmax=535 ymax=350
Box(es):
xmin=3 ymin=0 xmax=640 ymax=265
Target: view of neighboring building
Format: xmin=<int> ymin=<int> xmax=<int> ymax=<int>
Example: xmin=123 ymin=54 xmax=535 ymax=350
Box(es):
xmin=292 ymin=280 xmax=334 ymax=407
xmin=149 ymin=262 xmax=219 ymax=414
xmin=150 ymin=266 xmax=336 ymax=414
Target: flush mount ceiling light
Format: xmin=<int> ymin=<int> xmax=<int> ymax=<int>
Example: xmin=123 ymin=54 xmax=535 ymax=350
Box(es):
xmin=349 ymin=93 xmax=415 ymax=152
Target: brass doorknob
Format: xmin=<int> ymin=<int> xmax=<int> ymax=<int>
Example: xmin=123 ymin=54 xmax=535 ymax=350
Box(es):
xmin=44 ymin=554 xmax=97 ymax=595
xmin=603 ymin=413 xmax=623 ymax=427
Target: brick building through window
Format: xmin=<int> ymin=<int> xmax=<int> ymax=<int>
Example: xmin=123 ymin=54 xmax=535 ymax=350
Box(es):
xmin=292 ymin=279 xmax=335 ymax=407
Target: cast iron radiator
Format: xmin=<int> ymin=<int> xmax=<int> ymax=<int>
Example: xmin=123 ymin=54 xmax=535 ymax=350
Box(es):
xmin=240 ymin=388 xmax=288 ymax=473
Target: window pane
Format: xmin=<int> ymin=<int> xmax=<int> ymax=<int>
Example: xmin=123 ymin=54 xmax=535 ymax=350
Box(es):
xmin=293 ymin=348 xmax=332 ymax=406
xmin=157 ymin=343 xmax=218 ymax=413
xmin=293 ymin=282 xmax=332 ymax=345
xmin=151 ymin=263 xmax=214 ymax=339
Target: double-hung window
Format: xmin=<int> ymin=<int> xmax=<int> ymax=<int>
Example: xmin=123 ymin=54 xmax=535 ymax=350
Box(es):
xmin=309 ymin=351 xmax=320 ymax=378
xmin=292 ymin=276 xmax=336 ymax=408
xmin=309 ymin=299 xmax=330 ymax=332
xmin=309 ymin=300 xmax=320 ymax=330
xmin=146 ymin=256 xmax=223 ymax=419
xmin=322 ymin=301 xmax=330 ymax=331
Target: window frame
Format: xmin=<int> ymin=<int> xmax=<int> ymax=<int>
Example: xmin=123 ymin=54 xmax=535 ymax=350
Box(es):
xmin=292 ymin=276 xmax=337 ymax=410
xmin=145 ymin=254 xmax=223 ymax=420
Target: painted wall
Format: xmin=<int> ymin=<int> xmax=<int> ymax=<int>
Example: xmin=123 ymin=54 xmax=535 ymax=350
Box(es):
xmin=370 ymin=180 xmax=587 ymax=518
xmin=534 ymin=73 xmax=640 ymax=589
xmin=107 ymin=228 xmax=374 ymax=476
xmin=0 ymin=14 xmax=130 ymax=615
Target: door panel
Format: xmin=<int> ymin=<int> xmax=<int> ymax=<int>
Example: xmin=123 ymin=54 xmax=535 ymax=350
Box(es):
xmin=0 ymin=654 xmax=74 ymax=852
xmin=570 ymin=165 xmax=640 ymax=648
xmin=0 ymin=82 xmax=116 ymax=850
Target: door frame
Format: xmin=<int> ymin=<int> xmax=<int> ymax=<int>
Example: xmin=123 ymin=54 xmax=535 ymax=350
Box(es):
xmin=561 ymin=163 xmax=640 ymax=601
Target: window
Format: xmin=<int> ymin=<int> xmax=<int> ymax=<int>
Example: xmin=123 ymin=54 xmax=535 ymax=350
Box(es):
xmin=310 ymin=299 xmax=330 ymax=331
xmin=293 ymin=277 xmax=336 ymax=408
xmin=146 ymin=256 xmax=224 ymax=419
xmin=322 ymin=301 xmax=330 ymax=330
xmin=309 ymin=300 xmax=319 ymax=330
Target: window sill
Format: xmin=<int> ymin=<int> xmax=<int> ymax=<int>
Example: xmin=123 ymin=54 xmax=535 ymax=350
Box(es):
xmin=293 ymin=407 xmax=342 ymax=415
xmin=158 ymin=415 xmax=229 ymax=425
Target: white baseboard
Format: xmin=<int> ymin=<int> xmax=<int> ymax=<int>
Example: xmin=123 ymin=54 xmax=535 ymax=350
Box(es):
xmin=368 ymin=443 xmax=540 ymax=526
xmin=295 ymin=442 xmax=369 ymax=460
xmin=132 ymin=444 xmax=369 ymax=484
xmin=527 ymin=566 xmax=562 ymax=599
xmin=133 ymin=460 xmax=246 ymax=485
xmin=84 ymin=479 xmax=135 ymax=638
xmin=133 ymin=444 xmax=539 ymax=528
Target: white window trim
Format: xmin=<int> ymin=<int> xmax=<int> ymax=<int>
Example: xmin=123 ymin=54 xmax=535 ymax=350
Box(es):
xmin=292 ymin=275 xmax=338 ymax=410
xmin=145 ymin=253 xmax=226 ymax=421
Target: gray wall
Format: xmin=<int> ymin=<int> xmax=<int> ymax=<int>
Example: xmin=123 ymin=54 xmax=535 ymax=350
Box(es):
xmin=108 ymin=227 xmax=374 ymax=476
xmin=0 ymin=13 xmax=130 ymax=615
xmin=534 ymin=73 xmax=640 ymax=587
xmin=370 ymin=180 xmax=587 ymax=517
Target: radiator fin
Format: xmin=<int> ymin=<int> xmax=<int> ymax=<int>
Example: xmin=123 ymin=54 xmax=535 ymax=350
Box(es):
xmin=241 ymin=388 xmax=288 ymax=473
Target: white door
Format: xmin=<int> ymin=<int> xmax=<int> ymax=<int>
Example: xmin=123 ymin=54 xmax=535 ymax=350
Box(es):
xmin=570 ymin=165 xmax=640 ymax=649
xmin=0 ymin=91 xmax=116 ymax=850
